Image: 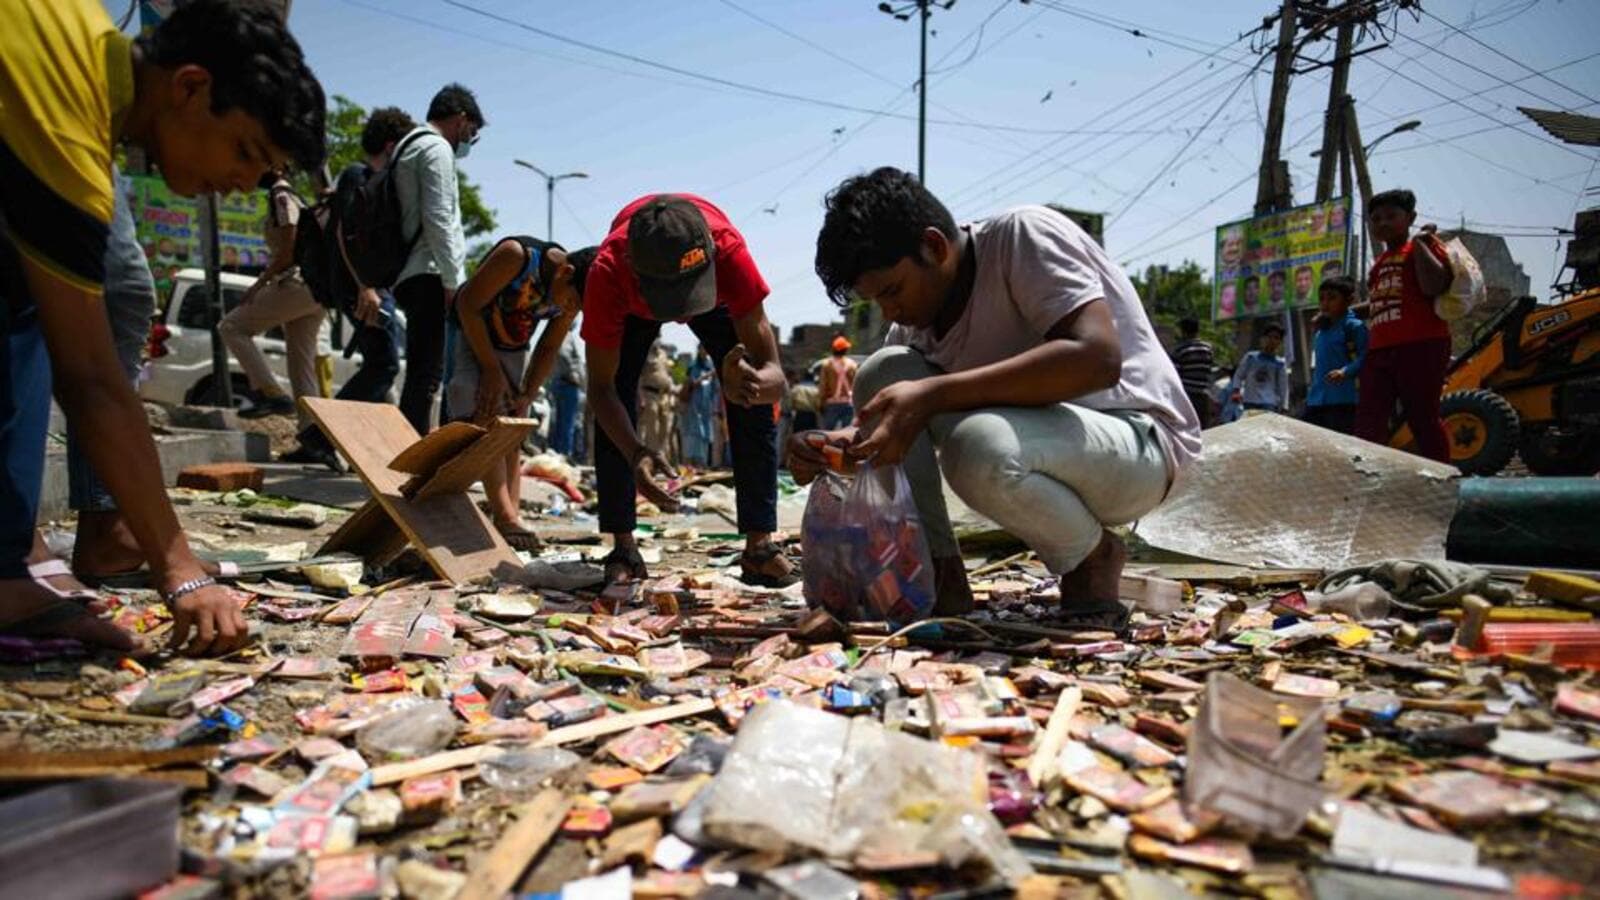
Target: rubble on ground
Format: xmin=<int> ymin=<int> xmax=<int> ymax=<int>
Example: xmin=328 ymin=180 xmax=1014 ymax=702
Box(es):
xmin=6 ymin=468 xmax=1600 ymax=899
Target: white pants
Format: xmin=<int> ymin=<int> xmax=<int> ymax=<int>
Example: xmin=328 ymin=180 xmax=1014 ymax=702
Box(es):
xmin=855 ymin=346 xmax=1171 ymax=573
xmin=219 ymin=271 xmax=324 ymax=427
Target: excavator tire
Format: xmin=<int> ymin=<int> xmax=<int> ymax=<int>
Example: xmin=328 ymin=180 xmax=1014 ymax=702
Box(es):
xmin=1519 ymin=424 xmax=1600 ymax=476
xmin=1441 ymin=389 xmax=1519 ymax=476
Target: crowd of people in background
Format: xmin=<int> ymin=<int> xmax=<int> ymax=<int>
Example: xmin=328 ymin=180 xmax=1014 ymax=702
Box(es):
xmin=1171 ymin=188 xmax=1454 ymax=468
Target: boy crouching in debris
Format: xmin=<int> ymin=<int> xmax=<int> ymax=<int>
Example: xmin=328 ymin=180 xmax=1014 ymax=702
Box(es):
xmin=445 ymin=237 xmax=591 ymax=551
xmin=790 ymin=167 xmax=1201 ymax=630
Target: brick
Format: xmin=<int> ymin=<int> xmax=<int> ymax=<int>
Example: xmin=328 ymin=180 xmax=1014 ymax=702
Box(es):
xmin=176 ymin=462 xmax=263 ymax=492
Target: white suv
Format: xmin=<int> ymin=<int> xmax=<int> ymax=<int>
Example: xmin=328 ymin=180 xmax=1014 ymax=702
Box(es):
xmin=138 ymin=268 xmax=378 ymax=408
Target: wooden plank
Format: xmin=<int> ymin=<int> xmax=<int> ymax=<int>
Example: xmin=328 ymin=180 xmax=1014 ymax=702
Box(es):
xmin=319 ymin=499 xmax=403 ymax=560
xmin=369 ymin=745 xmax=505 ymax=787
xmin=456 ymin=790 xmax=572 ymax=900
xmin=0 ymin=746 xmax=218 ymax=780
xmin=414 ymin=418 xmax=536 ymax=499
xmin=1027 ymin=687 xmax=1082 ymax=788
xmin=389 ymin=421 xmax=484 ymax=475
xmin=536 ymin=697 xmax=716 ymax=748
xmin=303 ymin=398 xmax=521 ymax=583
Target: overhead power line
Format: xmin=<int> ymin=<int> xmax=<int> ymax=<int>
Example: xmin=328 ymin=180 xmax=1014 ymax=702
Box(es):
xmin=1421 ymin=6 xmax=1599 ymax=106
xmin=436 ymin=0 xmax=1114 ymax=136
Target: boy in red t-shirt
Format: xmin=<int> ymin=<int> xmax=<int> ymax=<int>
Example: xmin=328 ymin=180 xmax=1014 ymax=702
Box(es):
xmin=1354 ymin=189 xmax=1455 ymax=463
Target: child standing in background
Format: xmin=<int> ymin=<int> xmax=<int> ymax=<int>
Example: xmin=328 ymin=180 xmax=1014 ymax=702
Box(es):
xmin=1230 ymin=323 xmax=1289 ymax=413
xmin=1304 ymin=276 xmax=1366 ymax=434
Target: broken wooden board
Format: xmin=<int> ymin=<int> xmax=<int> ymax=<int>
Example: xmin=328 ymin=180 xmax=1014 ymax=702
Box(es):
xmin=302 ymin=398 xmax=526 ymax=584
xmin=415 ymin=418 xmax=536 ymax=499
xmin=456 ymin=790 xmax=572 ymax=900
xmin=0 ymin=746 xmax=218 ymax=780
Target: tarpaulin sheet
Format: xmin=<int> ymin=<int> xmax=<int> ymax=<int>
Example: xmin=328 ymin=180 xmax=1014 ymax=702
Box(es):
xmin=1135 ymin=414 xmax=1458 ymax=569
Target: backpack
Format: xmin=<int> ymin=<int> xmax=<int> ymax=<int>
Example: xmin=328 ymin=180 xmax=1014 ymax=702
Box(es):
xmin=291 ymin=193 xmax=339 ymax=309
xmin=336 ymin=129 xmax=434 ymax=289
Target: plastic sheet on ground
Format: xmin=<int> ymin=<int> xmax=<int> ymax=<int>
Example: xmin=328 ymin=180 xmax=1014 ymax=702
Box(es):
xmin=1135 ymin=413 xmax=1459 ymax=569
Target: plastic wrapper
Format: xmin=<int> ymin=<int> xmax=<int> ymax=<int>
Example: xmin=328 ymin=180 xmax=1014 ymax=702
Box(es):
xmin=478 ymin=748 xmax=583 ymax=795
xmin=355 ymin=699 xmax=457 ymax=761
xmin=1183 ymin=672 xmax=1324 ymax=840
xmin=801 ymin=465 xmax=936 ymax=624
xmin=701 ymin=700 xmax=1032 ymax=884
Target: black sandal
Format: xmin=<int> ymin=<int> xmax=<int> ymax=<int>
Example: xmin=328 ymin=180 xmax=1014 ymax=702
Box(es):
xmin=602 ymin=546 xmax=649 ymax=584
xmin=1051 ymin=600 xmax=1132 ymax=635
xmin=740 ymin=543 xmax=799 ymax=589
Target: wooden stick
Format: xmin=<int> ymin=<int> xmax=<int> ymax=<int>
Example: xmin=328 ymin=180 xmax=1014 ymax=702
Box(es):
xmin=456 ymin=790 xmax=572 ymax=900
xmin=536 ymin=697 xmax=715 ymax=748
xmin=1026 ymin=687 xmax=1082 ymax=788
xmin=971 ymin=551 xmax=1033 ymax=579
xmin=369 ymin=745 xmax=505 ymax=787
xmin=48 ymin=705 xmax=177 ymax=727
xmin=0 ymin=746 xmax=217 ymax=781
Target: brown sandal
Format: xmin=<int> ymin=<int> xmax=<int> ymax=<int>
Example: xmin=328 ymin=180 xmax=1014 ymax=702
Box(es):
xmin=740 ymin=543 xmax=799 ymax=589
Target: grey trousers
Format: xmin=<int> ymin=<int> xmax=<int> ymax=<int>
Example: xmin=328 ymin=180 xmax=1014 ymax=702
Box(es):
xmin=66 ymin=168 xmax=155 ymax=512
xmin=854 ymin=346 xmax=1171 ymax=574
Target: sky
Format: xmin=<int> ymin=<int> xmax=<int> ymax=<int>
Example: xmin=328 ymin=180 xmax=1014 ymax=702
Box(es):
xmin=117 ymin=0 xmax=1600 ymax=346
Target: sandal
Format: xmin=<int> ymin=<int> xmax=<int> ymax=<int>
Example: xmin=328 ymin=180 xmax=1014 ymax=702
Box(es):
xmin=494 ymin=521 xmax=543 ymax=553
xmin=29 ymin=559 xmax=104 ymax=608
xmin=1050 ymin=599 xmax=1132 ymax=635
xmin=0 ymin=593 xmax=139 ymax=652
xmin=740 ymin=543 xmax=799 ymax=589
xmin=602 ymin=546 xmax=649 ymax=585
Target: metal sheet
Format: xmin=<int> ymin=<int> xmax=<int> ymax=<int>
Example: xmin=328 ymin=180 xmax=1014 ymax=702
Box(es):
xmin=1135 ymin=414 xmax=1459 ymax=570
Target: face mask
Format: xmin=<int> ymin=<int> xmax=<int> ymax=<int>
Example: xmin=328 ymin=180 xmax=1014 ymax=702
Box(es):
xmin=455 ymin=137 xmax=472 ymax=160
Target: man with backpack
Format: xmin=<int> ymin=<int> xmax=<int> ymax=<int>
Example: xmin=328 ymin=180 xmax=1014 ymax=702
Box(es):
xmin=284 ymin=107 xmax=415 ymax=469
xmin=386 ymin=84 xmax=483 ymax=436
xmin=219 ymin=173 xmax=324 ymax=425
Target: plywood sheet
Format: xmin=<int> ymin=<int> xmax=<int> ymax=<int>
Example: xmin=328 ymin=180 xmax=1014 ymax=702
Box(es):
xmin=1135 ymin=414 xmax=1459 ymax=570
xmin=302 ymin=398 xmax=522 ymax=583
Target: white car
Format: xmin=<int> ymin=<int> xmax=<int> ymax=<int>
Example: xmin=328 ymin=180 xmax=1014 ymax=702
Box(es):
xmin=138 ymin=268 xmax=387 ymax=408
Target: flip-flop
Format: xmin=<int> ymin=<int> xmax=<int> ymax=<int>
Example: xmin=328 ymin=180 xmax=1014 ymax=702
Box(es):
xmin=1051 ymin=600 xmax=1132 ymax=635
xmin=740 ymin=544 xmax=799 ymax=589
xmin=0 ymin=593 xmax=138 ymax=652
xmin=495 ymin=522 xmax=543 ymax=553
xmin=602 ymin=546 xmax=649 ymax=585
xmin=28 ymin=559 xmax=103 ymax=606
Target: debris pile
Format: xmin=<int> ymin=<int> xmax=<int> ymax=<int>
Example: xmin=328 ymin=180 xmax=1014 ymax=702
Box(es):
xmin=5 ymin=480 xmax=1600 ymax=898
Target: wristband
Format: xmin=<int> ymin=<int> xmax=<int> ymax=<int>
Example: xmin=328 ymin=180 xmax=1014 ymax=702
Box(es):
xmin=163 ymin=576 xmax=216 ymax=606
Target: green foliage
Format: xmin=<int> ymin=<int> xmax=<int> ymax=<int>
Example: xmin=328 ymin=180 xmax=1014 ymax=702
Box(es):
xmin=294 ymin=94 xmax=498 ymax=240
xmin=463 ymin=239 xmax=495 ymax=279
xmin=1130 ymin=260 xmax=1238 ymax=367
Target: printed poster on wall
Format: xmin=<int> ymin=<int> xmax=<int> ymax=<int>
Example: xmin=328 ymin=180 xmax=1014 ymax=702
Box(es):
xmin=121 ymin=174 xmax=270 ymax=304
xmin=1213 ymin=196 xmax=1351 ymax=321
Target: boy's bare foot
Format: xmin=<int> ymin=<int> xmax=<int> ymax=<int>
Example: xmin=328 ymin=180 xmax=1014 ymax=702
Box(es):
xmin=1055 ymin=530 xmax=1131 ymax=630
xmin=0 ymin=579 xmax=141 ymax=652
xmin=931 ymin=555 xmax=974 ymax=616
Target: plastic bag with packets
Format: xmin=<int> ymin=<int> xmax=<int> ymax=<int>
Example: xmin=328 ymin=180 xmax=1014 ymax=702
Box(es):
xmin=801 ymin=458 xmax=937 ymax=624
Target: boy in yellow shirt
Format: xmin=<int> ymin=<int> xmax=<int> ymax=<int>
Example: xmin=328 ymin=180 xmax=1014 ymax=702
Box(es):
xmin=0 ymin=0 xmax=325 ymax=653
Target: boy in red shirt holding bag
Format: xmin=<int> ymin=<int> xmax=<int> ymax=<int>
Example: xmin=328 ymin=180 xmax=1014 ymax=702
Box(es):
xmin=1354 ymin=189 xmax=1455 ymax=463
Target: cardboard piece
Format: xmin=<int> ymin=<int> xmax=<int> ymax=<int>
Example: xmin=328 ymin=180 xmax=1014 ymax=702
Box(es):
xmin=301 ymin=398 xmax=534 ymax=583
xmin=1135 ymin=414 xmax=1459 ymax=569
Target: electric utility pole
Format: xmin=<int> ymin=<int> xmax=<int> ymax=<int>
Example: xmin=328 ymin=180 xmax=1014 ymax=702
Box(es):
xmin=1255 ymin=1 xmax=1298 ymax=216
xmin=879 ymin=0 xmax=953 ymax=184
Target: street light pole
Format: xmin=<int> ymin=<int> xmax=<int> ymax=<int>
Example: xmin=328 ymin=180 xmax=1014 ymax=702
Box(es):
xmin=918 ymin=0 xmax=928 ymax=183
xmin=513 ymin=160 xmax=589 ymax=243
xmin=879 ymin=0 xmax=949 ymax=184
